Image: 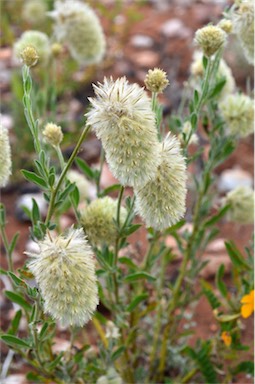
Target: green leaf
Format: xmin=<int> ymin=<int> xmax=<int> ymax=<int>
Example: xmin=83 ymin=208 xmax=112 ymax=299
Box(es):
xmin=194 ymin=90 xmax=199 ymax=106
xmin=47 ymin=353 xmax=64 ymax=370
xmin=217 ymin=313 xmax=240 ymax=322
xmin=216 ymin=264 xmax=228 ymax=298
xmin=126 ymin=293 xmax=148 ymax=312
xmin=208 ymin=78 xmax=226 ymax=99
xmin=0 ymin=203 xmax=6 ymax=226
xmin=119 ymin=257 xmax=138 ymax=270
xmin=233 ymin=361 xmax=254 ymax=376
xmin=5 ymin=290 xmax=31 ymax=311
xmin=124 ymin=272 xmax=156 ymax=283
xmin=202 ymin=55 xmax=208 ymax=70
xmin=31 ymin=199 xmax=40 ymax=224
xmin=75 ymin=157 xmax=95 ymax=179
xmin=122 ymin=224 xmax=141 ymax=236
xmin=111 ymin=346 xmax=126 ymax=361
xmin=8 ymin=272 xmax=27 ymax=288
xmin=225 ymin=241 xmax=251 ymax=270
xmin=8 ymin=310 xmax=22 ymax=335
xmin=99 ymin=184 xmax=121 ymax=197
xmin=190 ymin=112 xmax=197 ymax=129
xmin=1 ymin=334 xmax=30 ymax=348
xmin=21 ymin=170 xmax=47 ymax=189
xmin=9 ymin=233 xmax=20 ymax=255
xmin=204 ymin=205 xmax=230 ymax=227
xmin=201 ymin=281 xmax=221 ymax=309
xmin=70 ymin=185 xmax=80 ymax=207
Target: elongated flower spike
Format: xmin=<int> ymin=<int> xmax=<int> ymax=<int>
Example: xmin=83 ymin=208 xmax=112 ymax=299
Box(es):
xmin=80 ymin=197 xmax=127 ymax=247
xmin=48 ymin=0 xmax=106 ymax=65
xmin=224 ymin=186 xmax=254 ymax=224
xmin=232 ymin=0 xmax=254 ymax=65
xmin=26 ymin=228 xmax=98 ymax=327
xmin=86 ymin=76 xmax=161 ymax=187
xmin=134 ymin=133 xmax=187 ymax=230
xmin=0 ymin=123 xmax=12 ymax=188
xmin=219 ymin=93 xmax=254 ymax=137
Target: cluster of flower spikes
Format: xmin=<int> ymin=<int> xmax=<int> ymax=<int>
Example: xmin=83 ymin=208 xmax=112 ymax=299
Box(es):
xmin=86 ymin=74 xmax=187 ymax=230
xmin=26 ymin=228 xmax=98 ymax=327
xmin=48 ymin=0 xmax=106 ymax=66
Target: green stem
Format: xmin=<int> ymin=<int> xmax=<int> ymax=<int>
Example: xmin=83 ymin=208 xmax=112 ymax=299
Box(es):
xmin=157 ymin=185 xmax=205 ymax=379
xmin=22 ymin=65 xmax=41 ymax=154
xmin=0 ymin=227 xmax=14 ymax=272
xmin=148 ymin=249 xmax=168 ymax=375
xmin=55 ymin=145 xmax=66 ymax=170
xmin=45 ymin=125 xmax=90 ymax=226
xmin=96 ymin=147 xmax=105 ymax=196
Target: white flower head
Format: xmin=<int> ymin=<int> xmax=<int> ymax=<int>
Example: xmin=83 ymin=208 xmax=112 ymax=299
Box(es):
xmin=48 ymin=0 xmax=106 ymax=65
xmin=26 ymin=228 xmax=98 ymax=327
xmin=67 ymin=169 xmax=95 ymax=202
xmin=22 ymin=0 xmax=47 ymax=25
xmin=80 ymin=196 xmax=127 ymax=247
xmin=219 ymin=93 xmax=254 ymax=137
xmin=194 ymin=25 xmax=227 ymax=57
xmin=232 ymin=0 xmax=254 ymax=65
xmin=224 ymin=186 xmax=254 ymax=224
xmin=43 ymin=122 xmax=63 ymax=147
xmin=14 ymin=30 xmax=50 ymax=66
xmin=135 ymin=133 xmax=187 ymax=230
xmin=86 ymin=77 xmax=161 ymax=187
xmin=0 ymin=122 xmax=12 ymax=188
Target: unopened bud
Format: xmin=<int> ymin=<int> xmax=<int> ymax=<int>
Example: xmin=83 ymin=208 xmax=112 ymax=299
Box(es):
xmin=194 ymin=25 xmax=227 ymax=57
xmin=144 ymin=68 xmax=169 ymax=93
xmin=43 ymin=122 xmax=63 ymax=147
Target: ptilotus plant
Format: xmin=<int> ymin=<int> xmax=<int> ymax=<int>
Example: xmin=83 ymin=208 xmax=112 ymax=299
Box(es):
xmin=0 ymin=1 xmax=254 ymax=383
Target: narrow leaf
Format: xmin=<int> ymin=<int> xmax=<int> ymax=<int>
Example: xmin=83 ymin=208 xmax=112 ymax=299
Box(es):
xmin=126 ymin=293 xmax=148 ymax=312
xmin=5 ymin=291 xmax=31 ymax=311
xmin=1 ymin=334 xmax=30 ymax=348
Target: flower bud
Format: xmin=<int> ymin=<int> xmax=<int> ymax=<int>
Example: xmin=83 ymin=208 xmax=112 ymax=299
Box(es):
xmin=194 ymin=25 xmax=227 ymax=57
xmin=26 ymin=228 xmax=98 ymax=327
xmin=218 ymin=19 xmax=233 ymax=34
xmin=144 ymin=68 xmax=169 ymax=93
xmin=135 ymin=133 xmax=187 ymax=230
xmin=51 ymin=42 xmax=63 ymax=57
xmin=43 ymin=123 xmax=63 ymax=147
xmin=20 ymin=46 xmax=39 ymax=67
xmin=219 ymin=93 xmax=254 ymax=137
xmin=80 ymin=197 xmax=127 ymax=247
xmin=178 ymin=121 xmax=198 ymax=145
xmin=0 ymin=122 xmax=12 ymax=188
xmin=105 ymin=321 xmax=120 ymax=339
xmin=86 ymin=77 xmax=161 ymax=187
xmin=224 ymin=186 xmax=254 ymax=224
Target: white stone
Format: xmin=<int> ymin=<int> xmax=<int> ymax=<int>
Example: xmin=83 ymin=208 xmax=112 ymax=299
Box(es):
xmin=218 ymin=167 xmax=253 ymax=192
xmin=161 ymin=18 xmax=191 ymax=38
xmin=130 ymin=34 xmax=154 ymax=49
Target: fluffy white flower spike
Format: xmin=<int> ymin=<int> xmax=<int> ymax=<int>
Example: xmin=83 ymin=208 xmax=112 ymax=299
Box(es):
xmin=49 ymin=0 xmax=105 ymax=65
xmin=86 ymin=77 xmax=161 ymax=187
xmin=232 ymin=0 xmax=254 ymax=65
xmin=219 ymin=93 xmax=254 ymax=137
xmin=0 ymin=123 xmax=12 ymax=188
xmin=134 ymin=134 xmax=187 ymax=230
xmin=224 ymin=186 xmax=254 ymax=224
xmin=14 ymin=31 xmax=50 ymax=66
xmin=26 ymin=228 xmax=98 ymax=327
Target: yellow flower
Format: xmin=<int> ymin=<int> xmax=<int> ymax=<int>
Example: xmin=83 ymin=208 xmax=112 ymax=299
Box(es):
xmin=240 ymin=290 xmax=254 ymax=318
xmin=221 ymin=331 xmax=232 ymax=347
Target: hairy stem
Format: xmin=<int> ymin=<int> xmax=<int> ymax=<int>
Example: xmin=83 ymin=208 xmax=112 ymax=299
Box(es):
xmin=45 ymin=125 xmax=90 ymax=226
